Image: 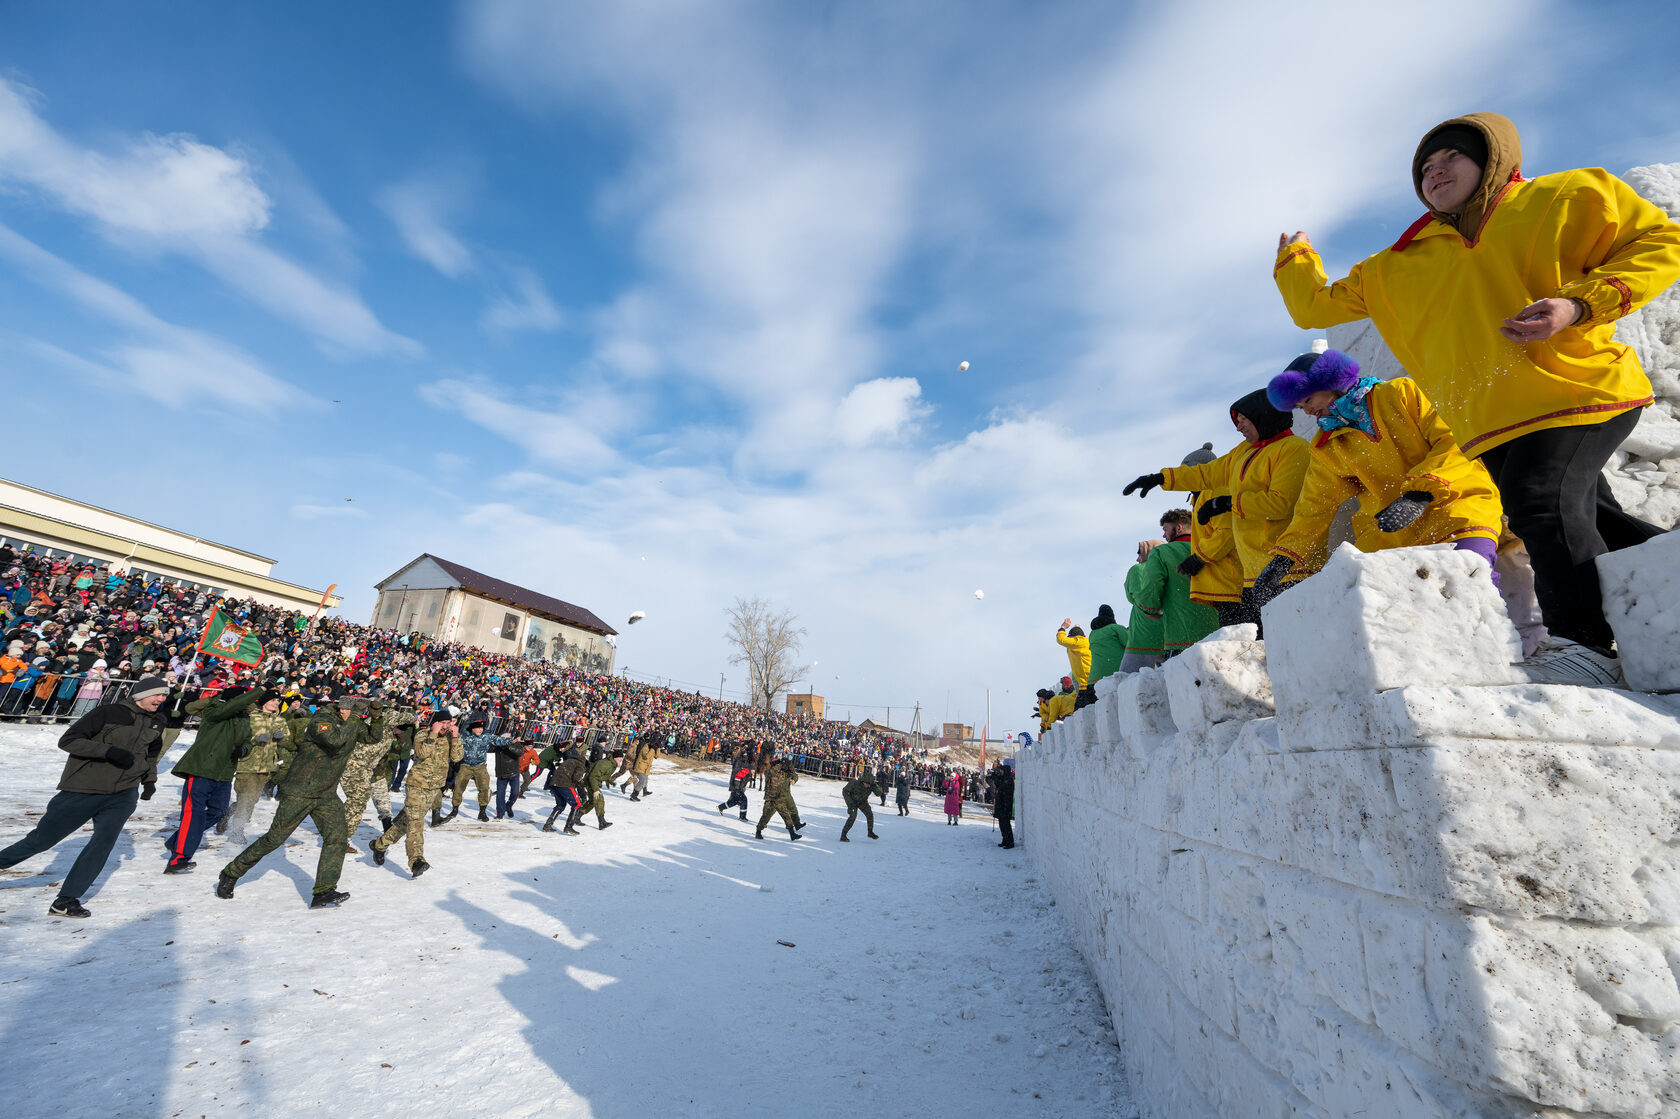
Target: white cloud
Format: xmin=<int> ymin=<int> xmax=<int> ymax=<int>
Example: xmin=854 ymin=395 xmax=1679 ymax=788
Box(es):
xmin=378 ymin=175 xmax=475 ymax=278
xmin=0 ymin=222 xmax=298 ymax=411
xmin=481 ymin=266 xmax=563 ymax=334
xmin=0 ymin=77 xmax=417 ymax=358
xmin=835 ymin=377 xmax=925 ymax=446
xmin=418 ymin=378 xmax=618 ymax=470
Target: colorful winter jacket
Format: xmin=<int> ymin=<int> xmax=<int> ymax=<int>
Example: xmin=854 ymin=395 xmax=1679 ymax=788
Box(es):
xmin=1130 ymin=540 xmax=1220 ymax=653
xmin=1274 ymin=114 xmax=1680 ymax=457
xmin=1123 ymin=561 xmax=1165 ymax=659
xmin=1055 ymin=628 xmax=1091 ymax=686
xmin=1160 ymin=434 xmax=1310 ymax=584
xmin=1272 ymin=378 xmax=1504 ymax=573
xmin=1189 ymin=489 xmax=1243 ymax=607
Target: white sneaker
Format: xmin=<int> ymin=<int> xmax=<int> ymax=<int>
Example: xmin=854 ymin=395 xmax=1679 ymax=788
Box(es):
xmin=1520 ymin=638 xmax=1625 ymax=687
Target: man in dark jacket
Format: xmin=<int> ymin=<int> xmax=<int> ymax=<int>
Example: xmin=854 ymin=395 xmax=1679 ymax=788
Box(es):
xmin=839 ymin=766 xmax=883 ymax=842
xmin=0 ymin=676 xmax=170 ymax=917
xmin=989 ymin=761 xmax=1016 ymax=850
xmin=543 ymin=746 xmax=589 ymax=835
xmin=894 ymin=765 xmax=912 ymax=816
xmin=717 ymin=752 xmax=752 ymax=820
xmin=164 ymin=683 xmax=259 ymax=873
xmin=216 ymin=696 xmax=360 ymax=908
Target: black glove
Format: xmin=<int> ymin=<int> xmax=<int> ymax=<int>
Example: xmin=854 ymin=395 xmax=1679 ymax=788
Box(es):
xmin=1122 ymin=473 xmax=1164 ymax=498
xmin=263 ymin=780 xmax=279 ymax=798
xmin=104 ymin=746 xmax=136 ymax=768
xmin=253 ymin=732 xmax=271 ymax=745
xmin=1375 ymin=491 xmax=1434 ymax=532
xmin=1197 ymin=495 xmax=1233 ymax=524
xmin=1178 ymin=554 xmax=1207 ymax=577
xmin=1249 ymin=555 xmax=1294 ymax=608
xmin=232 ymin=742 xmax=251 ymax=761
xmin=141 ymin=782 xmax=156 ymax=801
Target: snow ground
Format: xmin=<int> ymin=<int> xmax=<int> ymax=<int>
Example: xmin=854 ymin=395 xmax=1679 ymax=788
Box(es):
xmin=0 ymin=725 xmax=1132 ymax=1119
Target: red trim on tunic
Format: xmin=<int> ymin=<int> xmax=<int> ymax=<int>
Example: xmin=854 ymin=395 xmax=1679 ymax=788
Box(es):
xmin=1273 ymin=246 xmax=1315 ymax=275
xmin=1462 ymin=396 xmax=1653 ymax=454
xmin=1606 ymin=277 xmax=1634 ymax=319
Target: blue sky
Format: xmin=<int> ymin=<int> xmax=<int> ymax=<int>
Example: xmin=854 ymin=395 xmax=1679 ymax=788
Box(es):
xmin=1 ymin=1 xmax=1675 ymax=729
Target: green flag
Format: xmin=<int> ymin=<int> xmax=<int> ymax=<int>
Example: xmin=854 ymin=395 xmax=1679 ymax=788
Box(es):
xmin=197 ymin=608 xmax=263 ymax=666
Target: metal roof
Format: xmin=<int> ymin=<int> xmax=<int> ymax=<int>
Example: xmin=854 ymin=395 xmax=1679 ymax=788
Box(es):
xmin=378 ymin=553 xmax=618 ymax=636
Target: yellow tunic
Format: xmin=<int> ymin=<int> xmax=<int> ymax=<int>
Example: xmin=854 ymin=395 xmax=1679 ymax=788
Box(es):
xmin=1189 ymin=489 xmax=1243 ymax=606
xmin=1274 ymin=168 xmax=1680 ymax=456
xmin=1272 ymin=378 xmax=1503 ymax=573
xmin=1160 ymin=434 xmax=1310 ymax=584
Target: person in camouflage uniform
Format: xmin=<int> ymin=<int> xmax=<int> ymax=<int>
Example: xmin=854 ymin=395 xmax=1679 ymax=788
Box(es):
xmin=839 ymin=766 xmax=883 ymax=842
xmin=341 ymin=699 xmax=414 ymax=848
xmin=369 ymin=711 xmax=460 ymax=877
xmin=225 ymin=690 xmax=291 ymax=844
xmin=216 ymin=695 xmax=362 ymax=908
xmin=755 ymin=756 xmax=805 ymax=841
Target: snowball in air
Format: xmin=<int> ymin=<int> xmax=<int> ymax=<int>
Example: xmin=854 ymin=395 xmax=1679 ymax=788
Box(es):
xmin=627 ymin=610 xmax=646 ymax=625
xmin=958 ymin=360 xmax=970 ymax=372
xmin=974 ymin=589 xmax=985 ymax=600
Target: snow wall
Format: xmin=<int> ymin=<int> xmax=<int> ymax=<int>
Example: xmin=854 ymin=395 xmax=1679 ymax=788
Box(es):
xmin=1019 ymin=167 xmax=1680 ymax=1117
xmin=1019 ymin=542 xmax=1680 ymax=1117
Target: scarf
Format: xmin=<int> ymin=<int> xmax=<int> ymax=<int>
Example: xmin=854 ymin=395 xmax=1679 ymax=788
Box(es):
xmin=1318 ymin=377 xmax=1384 ymax=437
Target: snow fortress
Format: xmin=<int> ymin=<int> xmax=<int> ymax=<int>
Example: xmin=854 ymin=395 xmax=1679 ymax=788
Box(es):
xmin=1019 ymin=542 xmax=1680 ymax=1118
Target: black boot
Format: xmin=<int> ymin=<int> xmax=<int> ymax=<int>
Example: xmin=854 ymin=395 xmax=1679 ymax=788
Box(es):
xmin=739 ymin=812 xmax=748 ymax=821
xmin=410 ymin=858 xmax=431 ymax=878
xmin=788 ymin=826 xmax=802 ymax=841
xmin=477 ymin=807 xmax=489 ymax=822
xmin=543 ymin=808 xmax=562 ymax=832
xmin=562 ymin=809 xmax=581 ymax=836
xmin=214 ymin=818 xmax=228 ymax=835
xmin=309 ymin=889 xmax=350 ymax=908
xmin=755 ymin=826 xmax=765 ymax=839
xmin=214 ymin=873 xmax=236 ymax=900
xmin=370 ymin=840 xmax=386 ymax=866
xmin=430 ymin=808 xmax=443 ymax=827
xmin=839 ymin=830 xmax=851 ymax=842
xmin=442 ymin=806 xmax=459 ymax=822
xmin=868 ymin=831 xmax=879 ymax=839
xmin=598 ymin=820 xmax=613 ymax=830
xmin=717 ymin=803 xmax=727 ymax=814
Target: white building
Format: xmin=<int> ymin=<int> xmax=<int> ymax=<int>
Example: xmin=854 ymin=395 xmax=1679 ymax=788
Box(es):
xmin=372 ymin=554 xmax=618 ymax=672
xmin=0 ymin=476 xmax=339 ymax=614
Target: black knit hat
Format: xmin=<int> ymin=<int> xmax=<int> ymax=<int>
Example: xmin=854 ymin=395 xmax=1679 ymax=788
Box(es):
xmin=1414 ymin=123 xmax=1487 ymax=183
xmin=1231 ymin=388 xmax=1294 ymax=441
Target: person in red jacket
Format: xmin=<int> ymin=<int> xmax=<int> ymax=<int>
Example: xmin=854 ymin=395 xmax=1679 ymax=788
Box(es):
xmin=718 ymin=750 xmax=752 ymax=820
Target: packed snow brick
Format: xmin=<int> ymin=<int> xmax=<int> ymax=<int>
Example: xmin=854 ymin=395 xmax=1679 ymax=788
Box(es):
xmin=1597 ymin=530 xmax=1680 ymax=693
xmin=1113 ymin=666 xmax=1176 ymax=753
xmin=1162 ymin=633 xmax=1272 ymax=738
xmin=1264 ymin=542 xmax=1525 ymax=734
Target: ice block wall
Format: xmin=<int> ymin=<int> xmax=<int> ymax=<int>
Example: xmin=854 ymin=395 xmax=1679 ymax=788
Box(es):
xmin=1018 ymin=544 xmax=1680 ymax=1118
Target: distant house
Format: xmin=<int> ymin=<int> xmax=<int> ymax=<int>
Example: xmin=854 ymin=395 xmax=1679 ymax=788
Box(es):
xmin=372 ymin=554 xmax=617 ymax=671
xmin=785 ymin=692 xmax=825 ymax=718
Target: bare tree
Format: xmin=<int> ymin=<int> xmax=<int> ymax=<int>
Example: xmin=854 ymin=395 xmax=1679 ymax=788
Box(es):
xmin=723 ymin=596 xmax=811 ymax=711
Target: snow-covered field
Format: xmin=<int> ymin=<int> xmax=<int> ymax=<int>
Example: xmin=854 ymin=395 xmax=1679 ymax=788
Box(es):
xmin=0 ymin=725 xmax=1131 ymax=1119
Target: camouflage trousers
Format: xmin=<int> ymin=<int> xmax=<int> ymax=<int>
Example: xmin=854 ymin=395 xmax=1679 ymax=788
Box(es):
xmin=342 ymin=760 xmax=393 ymax=835
xmin=451 ymin=764 xmax=490 ymax=810
xmin=223 ymin=793 xmax=347 ymax=895
xmin=757 ymin=792 xmax=797 ymax=832
xmin=841 ymin=800 xmax=875 ymax=839
xmin=373 ymin=804 xmax=427 ymax=867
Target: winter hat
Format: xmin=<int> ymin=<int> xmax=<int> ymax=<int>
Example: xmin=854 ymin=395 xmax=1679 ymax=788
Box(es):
xmin=1092 ymin=604 xmax=1118 ymax=631
xmin=1267 ymin=349 xmax=1361 ymax=410
xmin=1230 ymin=388 xmax=1294 ymax=441
xmin=1413 ymin=122 xmax=1488 ymax=187
xmin=1180 ymin=441 xmax=1217 ymax=467
xmin=1059 ymin=675 xmax=1074 ymax=692
xmin=129 ymin=676 xmax=170 ymax=703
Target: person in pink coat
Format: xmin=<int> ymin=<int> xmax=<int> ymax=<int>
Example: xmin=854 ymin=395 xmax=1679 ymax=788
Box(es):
xmin=942 ymin=772 xmax=963 ymax=826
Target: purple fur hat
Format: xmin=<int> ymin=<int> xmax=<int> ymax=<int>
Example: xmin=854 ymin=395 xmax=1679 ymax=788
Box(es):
xmin=1267 ymin=349 xmax=1360 ymax=410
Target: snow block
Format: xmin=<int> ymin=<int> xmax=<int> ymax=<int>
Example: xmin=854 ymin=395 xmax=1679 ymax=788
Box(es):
xmin=1114 ymin=667 xmax=1176 ymax=752
xmin=1598 ymin=530 xmax=1680 ymax=693
xmin=1264 ymin=543 xmax=1524 ymax=733
xmin=1162 ymin=635 xmax=1273 ymax=738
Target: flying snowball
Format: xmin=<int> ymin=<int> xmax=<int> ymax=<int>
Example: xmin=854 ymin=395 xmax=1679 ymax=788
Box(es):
xmin=974 ymin=589 xmax=985 ymax=600
xmin=627 ymin=610 xmax=646 ymax=625
xmin=958 ymin=360 xmax=970 ymax=372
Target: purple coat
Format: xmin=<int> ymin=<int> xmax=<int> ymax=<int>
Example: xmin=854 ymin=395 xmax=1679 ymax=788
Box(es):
xmin=942 ymin=775 xmax=963 ymax=815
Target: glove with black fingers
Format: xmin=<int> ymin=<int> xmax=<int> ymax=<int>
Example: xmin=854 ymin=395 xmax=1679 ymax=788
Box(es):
xmin=1249 ymin=555 xmax=1295 ymax=609
xmin=232 ymin=742 xmax=252 ymax=761
xmin=141 ymin=782 xmax=156 ymax=801
xmin=104 ymin=746 xmax=136 ymax=769
xmin=1178 ymin=554 xmax=1207 ymax=577
xmin=1197 ymin=495 xmax=1233 ymax=525
xmin=1122 ymin=473 xmax=1165 ymax=498
xmin=1375 ymin=491 xmax=1434 ymax=533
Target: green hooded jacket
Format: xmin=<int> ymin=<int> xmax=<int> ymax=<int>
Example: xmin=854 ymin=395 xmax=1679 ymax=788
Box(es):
xmin=172 ymin=687 xmax=260 ymax=783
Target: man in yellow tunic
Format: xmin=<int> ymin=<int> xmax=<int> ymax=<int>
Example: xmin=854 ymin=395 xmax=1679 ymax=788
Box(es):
xmin=1275 ymin=112 xmax=1680 ymax=673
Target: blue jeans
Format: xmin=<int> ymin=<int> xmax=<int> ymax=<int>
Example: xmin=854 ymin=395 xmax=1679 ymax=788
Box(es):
xmin=0 ymin=787 xmax=139 ymax=900
xmin=495 ymin=776 xmax=520 ymax=817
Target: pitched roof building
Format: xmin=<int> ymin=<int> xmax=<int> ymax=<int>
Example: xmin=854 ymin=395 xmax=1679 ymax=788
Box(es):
xmin=373 ymin=554 xmax=617 ymax=672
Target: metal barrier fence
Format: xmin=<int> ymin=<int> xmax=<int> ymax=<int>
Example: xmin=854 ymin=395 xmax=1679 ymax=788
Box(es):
xmin=0 ymin=673 xmax=145 ymax=724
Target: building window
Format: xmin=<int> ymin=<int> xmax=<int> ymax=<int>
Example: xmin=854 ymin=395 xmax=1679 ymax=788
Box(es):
xmin=428 ymin=601 xmax=439 ymax=618
xmin=468 ymin=607 xmax=480 ymax=625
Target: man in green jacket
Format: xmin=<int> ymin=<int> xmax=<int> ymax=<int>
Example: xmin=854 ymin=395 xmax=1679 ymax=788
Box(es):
xmin=0 ymin=676 xmax=171 ymax=918
xmin=583 ymin=749 xmax=618 ymax=831
xmin=839 ymin=766 xmax=883 ymax=842
xmin=1132 ymin=509 xmax=1220 ymax=657
xmin=217 ymin=695 xmax=360 ymax=908
xmin=756 ymin=756 xmax=805 ymax=841
xmin=165 ymin=684 xmax=259 ymax=874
